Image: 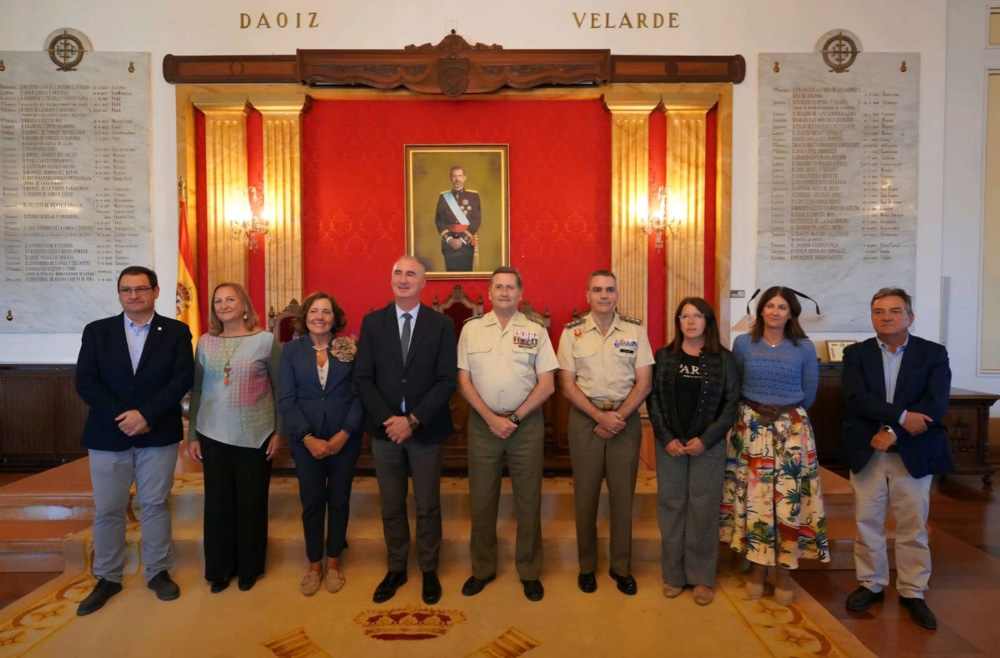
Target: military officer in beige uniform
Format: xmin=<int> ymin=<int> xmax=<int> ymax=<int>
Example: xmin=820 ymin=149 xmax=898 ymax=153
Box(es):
xmin=457 ymin=266 xmax=558 ymax=603
xmin=557 ymin=269 xmax=653 ymax=596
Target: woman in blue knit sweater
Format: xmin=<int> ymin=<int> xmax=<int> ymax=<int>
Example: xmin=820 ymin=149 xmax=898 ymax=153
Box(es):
xmin=719 ymin=286 xmax=829 ymax=605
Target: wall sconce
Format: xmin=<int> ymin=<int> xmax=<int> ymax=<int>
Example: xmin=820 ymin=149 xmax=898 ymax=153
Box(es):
xmin=231 ymin=186 xmax=270 ymax=252
xmin=665 ymin=186 xmax=684 ymax=238
xmin=643 ymin=186 xmax=683 ymax=253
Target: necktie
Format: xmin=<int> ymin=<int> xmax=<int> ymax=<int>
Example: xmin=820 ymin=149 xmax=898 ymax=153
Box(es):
xmin=401 ymin=312 xmax=412 ymax=362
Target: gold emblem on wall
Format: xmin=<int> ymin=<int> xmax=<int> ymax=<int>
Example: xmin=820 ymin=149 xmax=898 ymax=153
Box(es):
xmin=817 ymin=30 xmax=860 ymax=73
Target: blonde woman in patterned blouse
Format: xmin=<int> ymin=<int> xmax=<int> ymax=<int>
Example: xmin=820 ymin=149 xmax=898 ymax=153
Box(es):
xmin=187 ymin=282 xmax=283 ymax=594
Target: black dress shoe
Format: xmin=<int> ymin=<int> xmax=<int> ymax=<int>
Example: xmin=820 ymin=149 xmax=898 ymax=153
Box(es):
xmin=900 ymin=596 xmax=938 ymax=630
xmin=77 ymin=578 xmax=123 ymax=616
xmin=422 ymin=571 xmax=442 ymax=605
xmin=147 ymin=571 xmax=180 ymax=601
xmin=521 ymin=579 xmax=544 ymax=602
xmin=609 ymin=570 xmax=637 ymax=595
xmin=461 ymin=574 xmax=495 ymax=597
xmin=238 ymin=576 xmax=257 ymax=592
xmin=210 ymin=578 xmax=231 ymax=594
xmin=845 ymin=585 xmax=884 ymax=611
xmin=372 ymin=571 xmax=407 ymax=603
xmin=578 ymin=572 xmax=597 ymax=593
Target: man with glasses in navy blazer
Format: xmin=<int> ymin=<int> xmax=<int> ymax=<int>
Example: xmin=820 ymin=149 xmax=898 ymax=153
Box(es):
xmin=75 ymin=266 xmax=194 ymax=616
xmin=841 ymin=287 xmax=952 ymax=631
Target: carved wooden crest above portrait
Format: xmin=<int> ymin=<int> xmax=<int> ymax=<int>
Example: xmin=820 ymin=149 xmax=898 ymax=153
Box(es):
xmin=162 ymin=32 xmax=745 ymax=90
xmin=298 ymin=31 xmax=609 ymax=96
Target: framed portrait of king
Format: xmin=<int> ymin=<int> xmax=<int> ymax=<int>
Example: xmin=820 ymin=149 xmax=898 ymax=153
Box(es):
xmin=405 ymin=144 xmax=510 ymax=279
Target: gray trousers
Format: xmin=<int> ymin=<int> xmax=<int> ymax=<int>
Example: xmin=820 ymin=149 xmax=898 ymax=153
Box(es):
xmin=371 ymin=438 xmax=444 ymax=573
xmin=567 ymin=406 xmax=642 ymax=575
xmin=655 ymin=438 xmax=726 ymax=588
xmin=89 ymin=443 xmax=179 ymax=582
xmin=468 ymin=409 xmax=544 ymax=580
xmin=851 ymin=450 xmax=933 ymax=598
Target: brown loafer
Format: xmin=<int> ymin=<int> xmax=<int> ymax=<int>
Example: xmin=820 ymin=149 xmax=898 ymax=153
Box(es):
xmin=325 ymin=569 xmax=345 ymax=594
xmin=300 ymin=571 xmax=321 ymax=597
xmin=693 ymin=585 xmax=715 ymax=605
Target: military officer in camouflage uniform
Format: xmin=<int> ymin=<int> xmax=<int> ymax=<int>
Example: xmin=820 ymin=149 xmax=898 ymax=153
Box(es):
xmin=434 ymin=165 xmax=481 ymax=272
xmin=457 ymin=266 xmax=558 ymax=602
xmin=557 ymin=269 xmax=654 ymax=595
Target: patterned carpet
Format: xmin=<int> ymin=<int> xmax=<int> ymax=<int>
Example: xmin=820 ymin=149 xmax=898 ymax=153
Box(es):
xmin=0 ymin=558 xmax=873 ymax=657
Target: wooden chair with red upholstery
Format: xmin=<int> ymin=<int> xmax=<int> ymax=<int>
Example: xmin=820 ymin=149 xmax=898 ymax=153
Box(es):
xmin=433 ymin=284 xmax=483 ymax=336
xmin=268 ymin=299 xmax=303 ymax=344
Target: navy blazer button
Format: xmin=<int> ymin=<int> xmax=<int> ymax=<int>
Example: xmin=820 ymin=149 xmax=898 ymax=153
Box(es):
xmin=402 ymin=378 xmax=407 ymax=383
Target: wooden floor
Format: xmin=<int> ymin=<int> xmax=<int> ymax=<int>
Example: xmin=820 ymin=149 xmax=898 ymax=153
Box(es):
xmin=1 ymin=468 xmax=997 ymax=656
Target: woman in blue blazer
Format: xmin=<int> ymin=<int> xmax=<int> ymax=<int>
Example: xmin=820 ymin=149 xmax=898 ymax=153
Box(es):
xmin=278 ymin=291 xmax=363 ymax=596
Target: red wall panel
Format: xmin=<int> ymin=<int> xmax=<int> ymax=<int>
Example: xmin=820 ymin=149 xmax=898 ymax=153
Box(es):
xmin=195 ymin=99 xmax=717 ymax=352
xmin=300 ymin=99 xmax=612 ymax=343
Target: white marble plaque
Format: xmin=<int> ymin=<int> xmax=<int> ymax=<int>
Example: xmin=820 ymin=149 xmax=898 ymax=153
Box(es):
xmin=758 ymin=53 xmax=918 ymax=330
xmin=0 ymin=52 xmax=152 ymax=333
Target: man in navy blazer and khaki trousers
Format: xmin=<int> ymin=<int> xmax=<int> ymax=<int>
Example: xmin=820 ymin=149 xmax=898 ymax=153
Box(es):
xmin=75 ymin=266 xmax=194 ymax=616
xmin=354 ymin=255 xmax=457 ymax=605
xmin=841 ymin=287 xmax=952 ymax=630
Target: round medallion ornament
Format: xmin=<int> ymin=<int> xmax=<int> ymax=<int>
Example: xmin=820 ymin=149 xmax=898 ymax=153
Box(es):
xmin=43 ymin=28 xmax=92 ymax=72
xmin=818 ymin=30 xmax=860 ymax=73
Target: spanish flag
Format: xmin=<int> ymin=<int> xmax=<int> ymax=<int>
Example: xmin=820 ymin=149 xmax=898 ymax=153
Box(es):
xmin=175 ymin=180 xmax=200 ymax=353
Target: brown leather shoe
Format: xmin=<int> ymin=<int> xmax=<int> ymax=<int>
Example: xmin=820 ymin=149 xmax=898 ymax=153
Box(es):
xmin=693 ymin=585 xmax=715 ymax=605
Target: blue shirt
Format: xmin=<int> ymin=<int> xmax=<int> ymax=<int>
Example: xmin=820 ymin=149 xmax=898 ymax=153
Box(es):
xmin=877 ymin=335 xmax=909 ymax=423
xmin=123 ymin=313 xmax=152 ymax=373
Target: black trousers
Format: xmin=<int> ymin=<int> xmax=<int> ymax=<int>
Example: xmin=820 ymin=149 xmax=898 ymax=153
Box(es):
xmin=290 ymin=437 xmax=362 ymax=563
xmin=442 ymin=243 xmax=474 ymax=271
xmin=199 ymin=433 xmax=272 ymax=581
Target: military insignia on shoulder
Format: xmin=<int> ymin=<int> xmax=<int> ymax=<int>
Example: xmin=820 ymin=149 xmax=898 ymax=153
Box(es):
xmin=331 ymin=336 xmax=357 ymax=362
xmin=620 ymin=315 xmax=643 ymax=325
xmin=465 ymin=188 xmax=478 ymax=193
xmin=566 ymin=317 xmax=585 ymax=339
xmin=463 ymin=314 xmax=483 ymax=323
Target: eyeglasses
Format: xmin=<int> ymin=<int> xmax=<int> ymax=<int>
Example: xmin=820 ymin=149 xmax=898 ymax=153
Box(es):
xmin=678 ymin=313 xmax=705 ymax=321
xmin=119 ymin=286 xmax=154 ymax=294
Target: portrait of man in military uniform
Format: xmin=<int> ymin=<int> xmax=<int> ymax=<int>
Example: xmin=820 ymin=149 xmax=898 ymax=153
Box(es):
xmin=405 ymin=145 xmax=509 ymax=279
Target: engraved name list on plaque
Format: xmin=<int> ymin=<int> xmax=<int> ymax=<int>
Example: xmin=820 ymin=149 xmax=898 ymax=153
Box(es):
xmin=757 ymin=52 xmax=918 ymax=331
xmin=0 ymin=52 xmax=152 ymax=333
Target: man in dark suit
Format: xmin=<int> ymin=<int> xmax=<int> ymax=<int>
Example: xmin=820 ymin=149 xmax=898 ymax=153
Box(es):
xmin=75 ymin=266 xmax=194 ymax=616
xmin=354 ymin=255 xmax=457 ymax=605
xmin=841 ymin=287 xmax=952 ymax=630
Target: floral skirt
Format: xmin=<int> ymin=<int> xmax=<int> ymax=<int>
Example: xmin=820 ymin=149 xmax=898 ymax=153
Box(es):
xmin=719 ymin=402 xmax=829 ymax=568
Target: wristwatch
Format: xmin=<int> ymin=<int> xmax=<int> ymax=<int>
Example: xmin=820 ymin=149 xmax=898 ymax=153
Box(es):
xmin=408 ymin=417 xmax=420 ymax=431
xmin=508 ymin=412 xmax=520 ymax=425
xmin=880 ymin=425 xmax=896 ymax=437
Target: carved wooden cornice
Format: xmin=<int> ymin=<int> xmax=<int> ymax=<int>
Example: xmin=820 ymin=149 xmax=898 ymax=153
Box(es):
xmin=162 ymin=32 xmax=745 ymax=93
xmin=163 ymin=54 xmax=298 ymax=84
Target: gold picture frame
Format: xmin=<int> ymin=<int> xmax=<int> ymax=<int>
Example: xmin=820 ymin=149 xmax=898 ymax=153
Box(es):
xmin=405 ymin=144 xmax=510 ymax=279
xmin=826 ymin=340 xmax=857 ymax=363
